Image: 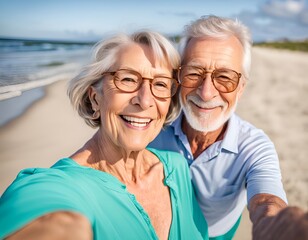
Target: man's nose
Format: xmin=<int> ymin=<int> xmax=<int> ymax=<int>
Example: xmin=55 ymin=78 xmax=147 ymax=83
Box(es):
xmin=197 ymin=74 xmax=219 ymax=101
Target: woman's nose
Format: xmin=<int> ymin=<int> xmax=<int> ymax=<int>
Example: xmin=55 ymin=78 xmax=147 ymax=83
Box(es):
xmin=131 ymin=80 xmax=155 ymax=109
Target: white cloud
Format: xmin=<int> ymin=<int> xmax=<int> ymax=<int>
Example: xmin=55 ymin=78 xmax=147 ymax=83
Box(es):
xmin=236 ymin=0 xmax=308 ymax=41
xmin=261 ymin=0 xmax=305 ymax=18
xmin=299 ymin=8 xmax=308 ymax=23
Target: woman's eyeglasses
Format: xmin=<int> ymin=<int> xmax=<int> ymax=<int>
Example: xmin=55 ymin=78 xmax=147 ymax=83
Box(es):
xmin=102 ymin=69 xmax=179 ymax=99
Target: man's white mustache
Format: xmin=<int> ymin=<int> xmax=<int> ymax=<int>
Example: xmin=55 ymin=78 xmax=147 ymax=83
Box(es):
xmin=187 ymin=95 xmax=226 ymax=109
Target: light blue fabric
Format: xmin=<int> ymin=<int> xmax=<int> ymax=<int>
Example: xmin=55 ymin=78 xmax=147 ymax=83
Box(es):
xmin=0 ymin=148 xmax=208 ymax=240
xmin=149 ymin=113 xmax=287 ymax=237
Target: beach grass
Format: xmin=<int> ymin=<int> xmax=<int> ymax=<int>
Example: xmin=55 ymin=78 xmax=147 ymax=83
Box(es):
xmin=39 ymin=61 xmax=65 ymax=67
xmin=254 ymin=40 xmax=308 ymax=52
xmin=169 ymin=35 xmax=308 ymax=52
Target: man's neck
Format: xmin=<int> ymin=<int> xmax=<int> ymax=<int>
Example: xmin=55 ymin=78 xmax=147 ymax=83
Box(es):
xmin=182 ymin=117 xmax=227 ymax=159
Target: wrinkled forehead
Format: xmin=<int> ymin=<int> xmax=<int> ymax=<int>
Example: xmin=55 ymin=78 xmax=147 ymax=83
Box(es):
xmin=182 ymin=36 xmax=244 ymax=69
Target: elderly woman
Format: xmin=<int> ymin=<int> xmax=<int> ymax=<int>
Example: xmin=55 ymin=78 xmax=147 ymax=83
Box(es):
xmin=0 ymin=31 xmax=208 ymax=239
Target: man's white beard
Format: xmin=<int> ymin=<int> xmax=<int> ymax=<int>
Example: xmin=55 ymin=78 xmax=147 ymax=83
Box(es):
xmin=180 ymin=94 xmax=237 ymax=132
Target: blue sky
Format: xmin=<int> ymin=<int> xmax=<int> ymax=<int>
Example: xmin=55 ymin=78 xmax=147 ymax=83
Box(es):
xmin=0 ymin=0 xmax=308 ymax=42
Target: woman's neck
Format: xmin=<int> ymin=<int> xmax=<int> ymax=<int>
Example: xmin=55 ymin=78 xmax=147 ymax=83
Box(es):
xmin=70 ymin=131 xmax=158 ymax=184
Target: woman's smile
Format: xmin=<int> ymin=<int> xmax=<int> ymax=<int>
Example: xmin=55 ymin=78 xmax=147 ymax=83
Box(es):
xmin=120 ymin=115 xmax=153 ymax=128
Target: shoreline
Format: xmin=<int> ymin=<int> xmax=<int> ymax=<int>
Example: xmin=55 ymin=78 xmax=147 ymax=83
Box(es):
xmin=0 ymin=79 xmax=96 ymax=194
xmin=0 ymin=87 xmax=45 ymax=127
xmin=0 ymin=71 xmax=79 ymax=127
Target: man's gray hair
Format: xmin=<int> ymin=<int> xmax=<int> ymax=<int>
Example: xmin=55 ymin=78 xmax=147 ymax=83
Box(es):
xmin=179 ymin=15 xmax=252 ymax=80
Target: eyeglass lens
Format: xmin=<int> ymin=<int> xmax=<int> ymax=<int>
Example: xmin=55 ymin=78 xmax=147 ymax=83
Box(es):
xmin=113 ymin=69 xmax=177 ymax=98
xmin=179 ymin=66 xmax=240 ymax=93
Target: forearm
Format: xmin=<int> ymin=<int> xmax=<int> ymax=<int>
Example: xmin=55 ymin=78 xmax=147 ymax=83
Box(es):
xmin=6 ymin=211 xmax=92 ymax=240
xmin=249 ymin=194 xmax=308 ymax=240
xmin=249 ymin=193 xmax=287 ymax=227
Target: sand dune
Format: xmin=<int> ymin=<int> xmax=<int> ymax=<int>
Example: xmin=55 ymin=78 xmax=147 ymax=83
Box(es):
xmin=0 ymin=47 xmax=307 ymax=239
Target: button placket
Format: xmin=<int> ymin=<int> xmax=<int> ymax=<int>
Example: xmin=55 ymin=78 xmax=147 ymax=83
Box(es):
xmin=127 ymin=192 xmax=158 ymax=240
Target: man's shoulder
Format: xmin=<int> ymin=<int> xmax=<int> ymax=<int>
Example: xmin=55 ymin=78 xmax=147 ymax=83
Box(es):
xmin=230 ymin=115 xmax=277 ymax=163
xmin=159 ymin=124 xmax=177 ymax=137
xmin=232 ymin=114 xmax=271 ymax=142
xmin=232 ymin=114 xmax=258 ymax=131
xmin=148 ymin=124 xmax=180 ymax=151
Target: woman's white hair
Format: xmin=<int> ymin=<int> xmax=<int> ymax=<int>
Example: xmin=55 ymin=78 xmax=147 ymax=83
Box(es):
xmin=178 ymin=15 xmax=252 ymax=80
xmin=67 ymin=30 xmax=180 ymax=128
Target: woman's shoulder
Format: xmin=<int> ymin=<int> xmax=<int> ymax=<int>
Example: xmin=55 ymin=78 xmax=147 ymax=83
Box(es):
xmin=2 ymin=158 xmax=81 ymax=196
xmin=147 ymin=147 xmax=185 ymax=160
xmin=146 ymin=148 xmax=188 ymax=172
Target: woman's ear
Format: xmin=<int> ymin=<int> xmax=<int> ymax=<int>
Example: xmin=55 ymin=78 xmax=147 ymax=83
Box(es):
xmin=88 ymin=86 xmax=100 ymax=111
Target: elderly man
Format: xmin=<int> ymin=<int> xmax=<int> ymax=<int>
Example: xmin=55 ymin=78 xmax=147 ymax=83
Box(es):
xmin=149 ymin=15 xmax=308 ymax=240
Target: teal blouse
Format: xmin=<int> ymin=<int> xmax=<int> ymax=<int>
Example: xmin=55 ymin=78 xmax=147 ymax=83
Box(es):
xmin=0 ymin=148 xmax=208 ymax=239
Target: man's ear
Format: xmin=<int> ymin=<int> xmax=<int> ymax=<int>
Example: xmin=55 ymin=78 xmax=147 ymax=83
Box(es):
xmin=88 ymin=86 xmax=100 ymax=110
xmin=237 ymin=79 xmax=246 ymax=99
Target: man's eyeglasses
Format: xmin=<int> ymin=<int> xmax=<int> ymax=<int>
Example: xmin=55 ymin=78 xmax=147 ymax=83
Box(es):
xmin=178 ymin=65 xmax=242 ymax=93
xmin=102 ymin=69 xmax=179 ymax=99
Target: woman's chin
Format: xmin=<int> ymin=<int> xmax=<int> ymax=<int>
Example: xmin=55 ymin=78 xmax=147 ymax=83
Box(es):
xmin=119 ymin=141 xmax=148 ymax=153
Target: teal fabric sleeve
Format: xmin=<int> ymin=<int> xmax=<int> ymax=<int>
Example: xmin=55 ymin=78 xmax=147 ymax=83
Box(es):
xmin=0 ymin=167 xmax=92 ymax=238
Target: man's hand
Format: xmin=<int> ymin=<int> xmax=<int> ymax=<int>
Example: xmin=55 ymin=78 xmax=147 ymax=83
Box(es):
xmin=253 ymin=206 xmax=308 ymax=240
xmin=249 ymin=193 xmax=308 ymax=240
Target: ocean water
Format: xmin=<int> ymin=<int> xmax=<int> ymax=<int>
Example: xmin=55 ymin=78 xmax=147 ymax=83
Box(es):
xmin=0 ymin=38 xmax=94 ymax=126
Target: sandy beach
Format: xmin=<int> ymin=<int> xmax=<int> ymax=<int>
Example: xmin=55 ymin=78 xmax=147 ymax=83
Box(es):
xmin=0 ymin=47 xmax=307 ymax=239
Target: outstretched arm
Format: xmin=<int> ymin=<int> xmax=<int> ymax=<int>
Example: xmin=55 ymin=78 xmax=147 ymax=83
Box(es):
xmin=6 ymin=211 xmax=92 ymax=240
xmin=249 ymin=193 xmax=308 ymax=240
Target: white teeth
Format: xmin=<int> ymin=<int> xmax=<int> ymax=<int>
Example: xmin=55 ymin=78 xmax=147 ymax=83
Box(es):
xmin=122 ymin=116 xmax=151 ymax=126
xmin=130 ymin=122 xmax=148 ymax=127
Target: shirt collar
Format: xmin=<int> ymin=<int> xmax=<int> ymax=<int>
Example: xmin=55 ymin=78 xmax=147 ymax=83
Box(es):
xmin=171 ymin=112 xmax=184 ymax=137
xmin=220 ymin=114 xmax=239 ymax=154
xmin=171 ymin=112 xmax=239 ymax=154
